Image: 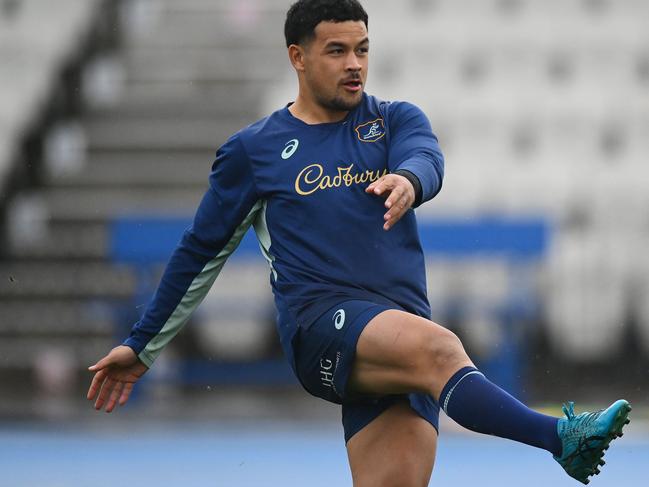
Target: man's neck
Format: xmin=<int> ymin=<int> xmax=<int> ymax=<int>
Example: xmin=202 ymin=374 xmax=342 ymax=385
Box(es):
xmin=288 ymin=94 xmax=349 ymax=125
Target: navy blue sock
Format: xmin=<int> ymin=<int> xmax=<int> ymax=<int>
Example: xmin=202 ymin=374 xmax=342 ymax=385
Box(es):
xmin=439 ymin=366 xmax=562 ymax=456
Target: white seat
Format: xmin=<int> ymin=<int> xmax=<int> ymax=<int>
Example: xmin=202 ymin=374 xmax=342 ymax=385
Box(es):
xmin=544 ymin=228 xmax=628 ymax=360
xmin=195 ymin=261 xmax=273 ymax=360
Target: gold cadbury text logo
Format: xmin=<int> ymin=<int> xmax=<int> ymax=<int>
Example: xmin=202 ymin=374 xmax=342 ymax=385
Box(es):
xmin=295 ymin=163 xmax=388 ymax=196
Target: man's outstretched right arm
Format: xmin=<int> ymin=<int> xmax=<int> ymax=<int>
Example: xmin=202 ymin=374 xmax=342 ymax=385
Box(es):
xmin=87 ymin=134 xmax=261 ymax=411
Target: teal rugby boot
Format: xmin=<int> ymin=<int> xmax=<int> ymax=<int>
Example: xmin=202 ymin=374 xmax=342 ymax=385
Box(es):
xmin=554 ymin=399 xmax=631 ymax=484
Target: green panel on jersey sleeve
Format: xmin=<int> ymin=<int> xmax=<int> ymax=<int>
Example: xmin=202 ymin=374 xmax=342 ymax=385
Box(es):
xmin=253 ymin=200 xmax=277 ymax=281
xmin=138 ymin=200 xmax=264 ymax=368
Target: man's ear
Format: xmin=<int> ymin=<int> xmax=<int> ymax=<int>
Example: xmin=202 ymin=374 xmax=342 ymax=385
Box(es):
xmin=288 ymin=44 xmax=306 ymax=72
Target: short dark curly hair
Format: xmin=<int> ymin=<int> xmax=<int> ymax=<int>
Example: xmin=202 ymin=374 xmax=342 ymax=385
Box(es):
xmin=284 ymin=0 xmax=369 ymax=47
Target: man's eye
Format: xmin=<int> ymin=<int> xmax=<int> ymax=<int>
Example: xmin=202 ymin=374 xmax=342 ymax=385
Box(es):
xmin=331 ymin=49 xmax=344 ymax=54
xmin=358 ymin=47 xmax=369 ymax=54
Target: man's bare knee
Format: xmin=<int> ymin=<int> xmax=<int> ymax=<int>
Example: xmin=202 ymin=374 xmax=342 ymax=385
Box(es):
xmin=422 ymin=326 xmax=468 ymax=371
xmin=412 ymin=325 xmax=472 ymax=398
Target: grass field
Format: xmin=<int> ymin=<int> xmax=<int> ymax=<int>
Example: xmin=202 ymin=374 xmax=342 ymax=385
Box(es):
xmin=0 ymin=417 xmax=644 ymax=486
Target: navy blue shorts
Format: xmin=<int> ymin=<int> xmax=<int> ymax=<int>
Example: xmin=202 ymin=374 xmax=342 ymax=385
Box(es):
xmin=292 ymin=300 xmax=440 ymax=443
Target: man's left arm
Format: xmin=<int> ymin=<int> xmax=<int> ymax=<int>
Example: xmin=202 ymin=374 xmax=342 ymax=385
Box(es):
xmin=366 ymin=102 xmax=444 ymax=230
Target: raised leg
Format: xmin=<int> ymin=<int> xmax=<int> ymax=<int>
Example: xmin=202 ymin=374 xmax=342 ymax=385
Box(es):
xmin=346 ymin=309 xmax=630 ymax=485
xmin=348 ymin=309 xmax=561 ymax=454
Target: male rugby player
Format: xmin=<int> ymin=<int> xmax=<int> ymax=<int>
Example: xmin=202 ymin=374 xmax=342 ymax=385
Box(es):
xmin=87 ymin=1 xmax=630 ymax=485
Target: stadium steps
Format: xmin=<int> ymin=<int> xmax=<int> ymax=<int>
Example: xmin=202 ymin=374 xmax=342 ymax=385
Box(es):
xmin=83 ymin=117 xmax=244 ymax=152
xmin=90 ymin=92 xmax=260 ymax=118
xmin=103 ymin=80 xmax=272 ymax=124
xmin=0 ymin=338 xmax=115 ymax=368
xmin=0 ymin=299 xmax=118 ymax=361
xmin=0 ymin=262 xmax=135 ymax=299
xmin=44 ymin=151 xmax=212 ymax=188
xmin=0 ymin=300 xmax=114 ymax=335
xmin=7 ymin=222 xmax=107 ymax=261
xmin=122 ymin=2 xmax=287 ymax=50
xmin=40 ymin=187 xmax=203 ymax=222
xmin=125 ymin=47 xmax=285 ymax=83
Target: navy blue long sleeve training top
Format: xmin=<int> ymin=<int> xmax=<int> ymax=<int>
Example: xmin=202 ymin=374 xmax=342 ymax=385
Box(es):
xmin=124 ymin=93 xmax=444 ymax=369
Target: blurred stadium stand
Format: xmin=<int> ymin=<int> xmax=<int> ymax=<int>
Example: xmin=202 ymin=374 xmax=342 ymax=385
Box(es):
xmin=0 ymin=0 xmax=648 ymax=417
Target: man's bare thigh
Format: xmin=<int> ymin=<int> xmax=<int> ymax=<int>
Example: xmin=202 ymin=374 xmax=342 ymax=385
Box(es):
xmin=347 ymin=309 xmax=473 ymax=399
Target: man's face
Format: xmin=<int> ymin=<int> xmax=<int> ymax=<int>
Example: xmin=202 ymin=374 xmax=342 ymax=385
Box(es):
xmin=301 ymin=20 xmax=369 ymax=112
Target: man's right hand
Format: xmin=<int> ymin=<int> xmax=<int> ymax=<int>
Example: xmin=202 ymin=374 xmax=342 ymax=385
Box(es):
xmin=87 ymin=345 xmax=149 ymax=413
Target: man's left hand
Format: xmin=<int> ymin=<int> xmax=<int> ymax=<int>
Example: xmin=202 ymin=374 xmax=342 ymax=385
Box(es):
xmin=366 ymin=174 xmax=415 ymax=231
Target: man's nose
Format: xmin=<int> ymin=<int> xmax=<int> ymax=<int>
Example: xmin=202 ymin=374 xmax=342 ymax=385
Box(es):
xmin=345 ymin=52 xmax=362 ymax=71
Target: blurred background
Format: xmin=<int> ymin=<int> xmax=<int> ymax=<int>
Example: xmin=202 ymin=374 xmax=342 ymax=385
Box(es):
xmin=0 ymin=0 xmax=647 ymax=485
